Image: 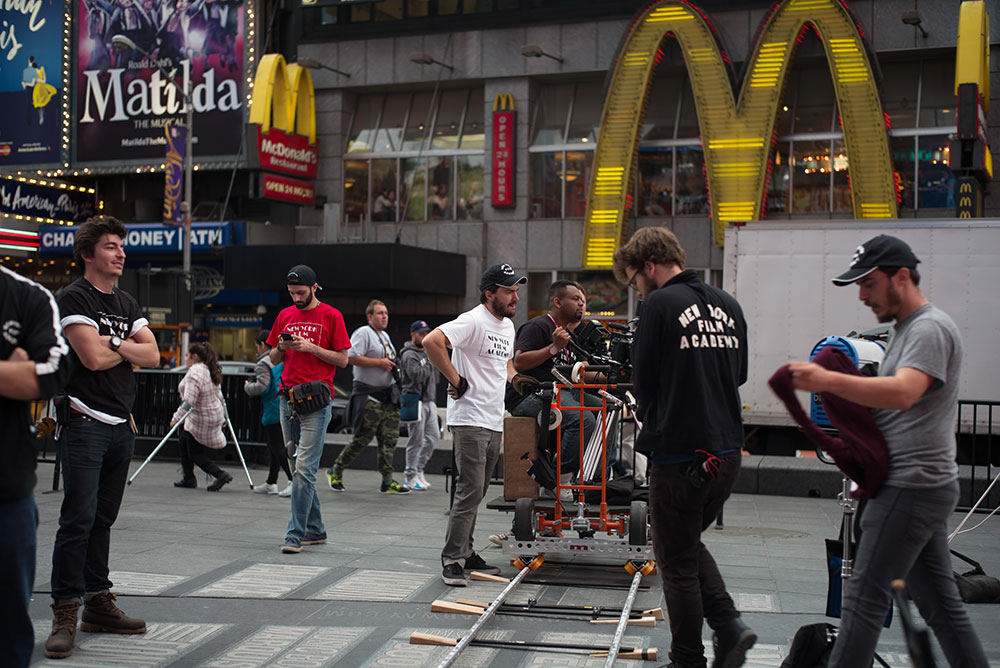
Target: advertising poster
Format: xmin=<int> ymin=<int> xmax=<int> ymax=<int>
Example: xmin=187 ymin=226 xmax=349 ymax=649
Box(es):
xmin=0 ymin=0 xmax=64 ymax=166
xmin=76 ymin=0 xmax=246 ymax=164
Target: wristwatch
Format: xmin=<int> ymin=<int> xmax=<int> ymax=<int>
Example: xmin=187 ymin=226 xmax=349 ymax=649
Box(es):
xmin=109 ymin=335 xmax=123 ymax=351
xmin=548 ymin=345 xmax=559 ymax=357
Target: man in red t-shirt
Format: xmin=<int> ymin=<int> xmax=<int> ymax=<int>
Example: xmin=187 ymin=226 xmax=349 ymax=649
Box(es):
xmin=267 ymin=265 xmax=351 ymax=554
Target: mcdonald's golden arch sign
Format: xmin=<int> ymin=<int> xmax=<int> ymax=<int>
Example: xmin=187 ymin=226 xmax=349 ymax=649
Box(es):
xmin=582 ymin=0 xmax=898 ymax=267
xmin=492 ymin=93 xmax=516 ymax=208
xmin=248 ymin=54 xmax=320 ymax=188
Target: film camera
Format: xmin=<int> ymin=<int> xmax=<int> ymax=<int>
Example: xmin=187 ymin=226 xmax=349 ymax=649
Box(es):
xmin=569 ymin=318 xmax=635 ymax=384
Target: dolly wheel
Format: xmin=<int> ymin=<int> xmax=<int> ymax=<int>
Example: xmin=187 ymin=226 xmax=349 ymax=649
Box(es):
xmin=628 ymin=500 xmax=648 ymax=546
xmin=514 ymin=497 xmax=536 ymax=541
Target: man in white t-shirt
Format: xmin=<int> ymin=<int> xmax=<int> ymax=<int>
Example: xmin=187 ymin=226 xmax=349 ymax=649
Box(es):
xmin=423 ymin=263 xmax=536 ymax=586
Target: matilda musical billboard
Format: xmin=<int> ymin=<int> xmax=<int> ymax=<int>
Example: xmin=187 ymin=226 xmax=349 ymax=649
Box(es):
xmin=0 ymin=0 xmax=65 ymax=167
xmin=75 ymin=0 xmax=247 ymax=164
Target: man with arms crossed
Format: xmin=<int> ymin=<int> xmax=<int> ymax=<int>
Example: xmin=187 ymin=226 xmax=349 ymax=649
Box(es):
xmin=423 ymin=263 xmax=529 ymax=586
xmin=47 ymin=216 xmax=161 ymax=659
xmin=789 ymin=235 xmax=987 ymax=668
xmin=614 ymin=227 xmax=754 ymax=668
xmin=0 ymin=266 xmax=70 ymax=667
xmin=269 ymin=265 xmax=351 ymax=554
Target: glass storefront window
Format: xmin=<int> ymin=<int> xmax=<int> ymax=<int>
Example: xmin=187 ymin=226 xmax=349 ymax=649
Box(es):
xmin=791 ymin=140 xmax=831 ymax=213
xmin=344 ymin=160 xmax=369 ymax=220
xmin=561 ymin=271 xmax=629 ymax=317
xmin=374 ymin=0 xmax=404 ymax=21
xmin=674 ymin=147 xmax=706 ymax=213
xmin=347 ymin=96 xmax=380 ymax=153
xmin=461 ymin=90 xmax=485 ymax=148
xmin=566 ymin=81 xmax=602 ymax=145
xmin=530 ymin=152 xmax=561 ymax=218
xmin=916 ymin=134 xmax=954 ymax=209
xmin=428 ymin=156 xmax=454 ymax=219
xmin=564 ymin=150 xmax=593 ymax=217
xmin=402 ymin=92 xmax=433 ymax=150
xmin=532 ymin=84 xmax=573 ymax=144
xmin=350 ymin=3 xmax=371 ymax=21
xmin=372 ymin=158 xmax=397 ymax=222
xmin=642 ymin=77 xmax=681 ymax=140
xmin=401 ymin=157 xmax=426 ymax=220
xmin=457 ymin=154 xmax=484 ymax=220
xmin=880 ymin=61 xmax=919 ymax=129
xmin=675 ymin=82 xmax=700 ymax=139
xmin=407 ymin=0 xmax=429 ymax=17
xmin=892 ymin=135 xmax=916 ymax=211
xmin=431 ymin=90 xmax=466 ymax=150
xmin=766 ymin=142 xmax=790 ymax=214
xmin=793 ymin=67 xmax=835 ymax=133
xmin=831 ymin=139 xmax=851 ymax=213
xmin=638 ymin=148 xmax=673 ymax=216
xmin=918 ymin=61 xmax=956 ymax=127
xmin=374 ymin=94 xmax=407 ymax=153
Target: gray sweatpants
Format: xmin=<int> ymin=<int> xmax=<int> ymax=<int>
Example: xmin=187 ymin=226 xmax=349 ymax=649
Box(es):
xmin=440 ymin=425 xmax=501 ymax=566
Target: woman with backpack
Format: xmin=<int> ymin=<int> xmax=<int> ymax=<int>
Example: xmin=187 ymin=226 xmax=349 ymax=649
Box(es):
xmin=171 ymin=342 xmax=233 ymax=491
xmin=245 ymin=330 xmax=293 ymax=496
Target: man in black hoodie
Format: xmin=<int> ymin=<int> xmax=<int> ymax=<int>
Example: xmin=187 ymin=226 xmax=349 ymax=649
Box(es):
xmin=613 ymin=227 xmax=753 ymax=668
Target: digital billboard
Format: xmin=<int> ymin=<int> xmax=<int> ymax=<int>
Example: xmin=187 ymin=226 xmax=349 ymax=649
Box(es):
xmin=75 ymin=0 xmax=247 ymax=164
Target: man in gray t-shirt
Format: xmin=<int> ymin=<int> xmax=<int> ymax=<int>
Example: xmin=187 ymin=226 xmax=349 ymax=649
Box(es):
xmin=788 ymin=235 xmax=986 ymax=668
xmin=327 ymin=299 xmax=411 ymax=495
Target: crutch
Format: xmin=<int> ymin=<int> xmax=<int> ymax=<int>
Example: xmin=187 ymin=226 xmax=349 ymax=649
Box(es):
xmin=128 ymin=406 xmax=192 ymax=485
xmin=222 ymin=401 xmax=254 ymax=489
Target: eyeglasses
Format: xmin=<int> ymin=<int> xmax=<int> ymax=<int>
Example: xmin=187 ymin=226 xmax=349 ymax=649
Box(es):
xmin=626 ymin=267 xmax=641 ymax=291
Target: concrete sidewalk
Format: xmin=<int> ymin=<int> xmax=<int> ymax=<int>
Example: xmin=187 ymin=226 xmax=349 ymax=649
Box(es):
xmin=28 ymin=458 xmax=1000 ymax=667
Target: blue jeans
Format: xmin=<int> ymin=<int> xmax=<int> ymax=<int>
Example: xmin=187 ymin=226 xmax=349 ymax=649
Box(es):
xmin=0 ymin=494 xmax=37 ymax=668
xmin=51 ymin=415 xmax=134 ymax=603
xmin=279 ymin=399 xmax=332 ymax=542
xmin=829 ymin=482 xmax=988 ymax=668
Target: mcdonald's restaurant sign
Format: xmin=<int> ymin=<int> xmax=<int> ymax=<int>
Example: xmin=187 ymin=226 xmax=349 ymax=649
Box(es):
xmin=492 ymin=93 xmax=516 ymax=208
xmin=247 ymin=54 xmax=320 ymax=204
xmin=582 ymin=0 xmax=920 ymax=267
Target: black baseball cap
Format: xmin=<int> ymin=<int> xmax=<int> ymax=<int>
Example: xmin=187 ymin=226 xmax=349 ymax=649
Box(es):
xmin=409 ymin=319 xmax=431 ymax=333
xmin=832 ymin=235 xmax=920 ymax=286
xmin=479 ymin=263 xmax=527 ymax=292
xmin=287 ymin=264 xmax=322 ymax=290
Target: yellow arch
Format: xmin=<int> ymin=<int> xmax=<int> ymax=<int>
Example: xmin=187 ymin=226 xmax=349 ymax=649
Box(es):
xmin=582 ymin=0 xmax=896 ymax=266
xmin=249 ymin=54 xmax=317 ymax=145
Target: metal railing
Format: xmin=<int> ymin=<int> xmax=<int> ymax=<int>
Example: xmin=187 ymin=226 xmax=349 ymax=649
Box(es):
xmin=955 ymin=400 xmax=999 ymax=512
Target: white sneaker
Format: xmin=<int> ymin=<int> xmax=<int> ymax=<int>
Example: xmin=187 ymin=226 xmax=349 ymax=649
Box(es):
xmin=488 ymin=530 xmax=512 ymax=546
xmin=253 ymin=482 xmax=278 ymax=495
xmin=406 ymin=474 xmax=428 ymax=491
xmin=278 ymin=482 xmax=293 ymax=497
xmin=416 ymin=472 xmax=432 ymax=489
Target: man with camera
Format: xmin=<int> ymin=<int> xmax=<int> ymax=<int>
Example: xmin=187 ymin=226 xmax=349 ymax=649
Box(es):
xmin=47 ymin=216 xmax=161 ymax=659
xmin=613 ymin=227 xmax=753 ymax=668
xmin=328 ymin=299 xmax=410 ymax=494
xmin=268 ymin=265 xmax=351 ymax=554
xmin=0 ymin=266 xmax=71 ymax=667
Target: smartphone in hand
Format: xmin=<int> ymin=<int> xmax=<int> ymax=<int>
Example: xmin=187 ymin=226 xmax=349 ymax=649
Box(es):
xmin=280 ymin=332 xmax=293 ymax=341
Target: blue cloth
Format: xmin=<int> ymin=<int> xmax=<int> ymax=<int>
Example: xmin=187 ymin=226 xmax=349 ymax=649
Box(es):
xmin=51 ymin=415 xmax=134 ymax=602
xmin=279 ymin=398 xmax=332 ymax=542
xmin=0 ymin=494 xmax=37 ymax=668
xmin=260 ymin=362 xmax=282 ymax=426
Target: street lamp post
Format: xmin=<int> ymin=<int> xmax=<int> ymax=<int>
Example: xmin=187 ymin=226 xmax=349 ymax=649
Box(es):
xmin=112 ymin=35 xmax=193 ymax=357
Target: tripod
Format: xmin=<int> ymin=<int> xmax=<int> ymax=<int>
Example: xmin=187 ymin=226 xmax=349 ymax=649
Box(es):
xmin=128 ymin=402 xmax=254 ymax=488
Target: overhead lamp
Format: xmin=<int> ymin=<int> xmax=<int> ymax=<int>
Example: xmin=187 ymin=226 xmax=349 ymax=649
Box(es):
xmin=520 ymin=44 xmax=563 ymax=63
xmin=298 ymin=57 xmax=351 ymax=78
xmin=901 ymin=10 xmax=929 ymax=38
xmin=409 ymin=51 xmax=454 ymax=71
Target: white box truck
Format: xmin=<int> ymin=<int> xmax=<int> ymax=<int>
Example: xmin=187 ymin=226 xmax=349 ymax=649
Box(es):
xmin=722 ymin=220 xmax=1000 ymax=452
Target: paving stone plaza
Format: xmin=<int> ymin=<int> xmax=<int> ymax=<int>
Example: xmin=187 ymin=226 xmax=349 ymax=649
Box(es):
xmin=27 ymin=458 xmax=1000 ymax=667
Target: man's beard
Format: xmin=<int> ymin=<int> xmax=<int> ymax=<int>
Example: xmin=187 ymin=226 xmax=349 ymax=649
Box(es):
xmin=490 ymin=299 xmax=515 ymax=318
xmin=293 ymin=289 xmax=314 ymax=310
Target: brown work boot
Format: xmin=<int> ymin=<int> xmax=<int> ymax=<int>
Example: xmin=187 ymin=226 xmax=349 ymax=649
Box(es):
xmin=44 ymin=601 xmax=80 ymax=659
xmin=80 ymin=592 xmax=147 ymax=634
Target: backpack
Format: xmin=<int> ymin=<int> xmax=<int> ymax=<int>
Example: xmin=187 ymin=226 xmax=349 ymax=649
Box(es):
xmin=779 ymin=623 xmax=835 ymax=668
xmin=260 ymin=362 xmax=282 ymax=426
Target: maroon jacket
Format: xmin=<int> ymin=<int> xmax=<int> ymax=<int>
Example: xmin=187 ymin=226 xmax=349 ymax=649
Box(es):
xmin=768 ymin=346 xmax=888 ymax=498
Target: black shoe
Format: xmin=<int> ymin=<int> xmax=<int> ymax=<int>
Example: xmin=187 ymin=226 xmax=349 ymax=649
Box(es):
xmin=173 ymin=477 xmax=197 ymax=488
xmin=711 ymin=617 xmax=757 ymax=668
xmin=463 ymin=553 xmax=501 ymax=575
xmin=442 ymin=562 xmax=467 ymax=587
xmin=207 ymin=471 xmax=233 ymax=492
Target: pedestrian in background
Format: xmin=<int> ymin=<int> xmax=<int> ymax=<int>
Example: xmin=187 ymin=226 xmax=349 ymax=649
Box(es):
xmin=245 ymin=330 xmax=292 ymax=497
xmin=171 ymin=341 xmax=233 ymax=492
xmin=0 ymin=266 xmax=71 ymax=667
xmin=400 ymin=319 xmax=438 ymax=491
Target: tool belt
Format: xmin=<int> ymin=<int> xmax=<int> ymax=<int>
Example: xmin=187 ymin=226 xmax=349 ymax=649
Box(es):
xmin=285 ymin=381 xmax=331 ymax=415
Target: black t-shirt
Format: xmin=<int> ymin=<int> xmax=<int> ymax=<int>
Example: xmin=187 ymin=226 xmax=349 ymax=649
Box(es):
xmin=504 ymin=313 xmax=580 ymax=410
xmin=0 ymin=267 xmax=71 ymax=500
xmin=58 ymin=277 xmax=146 ymax=420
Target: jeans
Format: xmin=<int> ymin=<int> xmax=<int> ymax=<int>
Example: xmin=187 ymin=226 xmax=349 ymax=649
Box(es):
xmin=828 ymin=482 xmax=988 ymax=668
xmin=178 ymin=429 xmax=224 ymax=479
xmin=263 ymin=422 xmax=292 ymax=485
xmin=0 ymin=494 xmax=37 ymax=668
xmin=649 ymin=452 xmax=742 ymax=667
xmin=333 ymin=401 xmax=400 ymax=481
xmin=512 ymin=389 xmax=599 ymax=474
xmin=441 ymin=426 xmax=501 ymax=565
xmin=51 ymin=415 xmax=134 ymax=603
xmin=279 ymin=399 xmax=332 ymax=542
xmin=404 ymin=401 xmax=438 ymax=476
